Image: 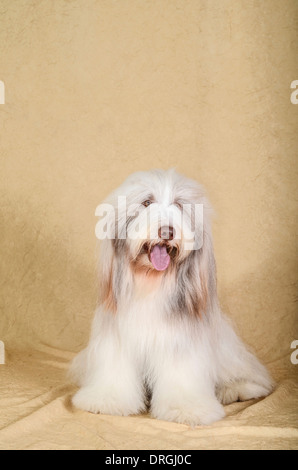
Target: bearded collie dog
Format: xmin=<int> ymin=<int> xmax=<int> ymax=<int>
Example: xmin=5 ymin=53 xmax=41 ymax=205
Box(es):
xmin=70 ymin=169 xmax=273 ymax=425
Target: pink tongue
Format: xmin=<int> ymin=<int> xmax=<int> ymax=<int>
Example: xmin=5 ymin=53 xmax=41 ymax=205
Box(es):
xmin=150 ymin=245 xmax=170 ymax=271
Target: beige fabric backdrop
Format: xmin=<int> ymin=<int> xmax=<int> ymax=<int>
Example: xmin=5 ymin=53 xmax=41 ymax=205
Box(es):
xmin=0 ymin=0 xmax=297 ymax=450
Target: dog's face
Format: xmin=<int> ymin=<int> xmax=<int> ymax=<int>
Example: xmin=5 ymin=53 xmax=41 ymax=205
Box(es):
xmin=102 ymin=169 xmax=207 ymax=274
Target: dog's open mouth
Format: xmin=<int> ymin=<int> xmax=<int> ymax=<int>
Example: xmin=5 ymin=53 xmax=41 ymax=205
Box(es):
xmin=141 ymin=243 xmax=177 ymax=271
xmin=150 ymin=244 xmax=170 ymax=271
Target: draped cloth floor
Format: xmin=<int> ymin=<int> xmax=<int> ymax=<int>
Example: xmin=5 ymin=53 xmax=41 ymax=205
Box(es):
xmin=0 ymin=348 xmax=297 ymax=450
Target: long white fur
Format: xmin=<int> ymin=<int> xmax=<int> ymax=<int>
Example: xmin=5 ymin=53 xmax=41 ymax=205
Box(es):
xmin=70 ymin=169 xmax=274 ymax=426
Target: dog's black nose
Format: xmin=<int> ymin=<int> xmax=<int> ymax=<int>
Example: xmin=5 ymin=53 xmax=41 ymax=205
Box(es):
xmin=158 ymin=226 xmax=175 ymax=240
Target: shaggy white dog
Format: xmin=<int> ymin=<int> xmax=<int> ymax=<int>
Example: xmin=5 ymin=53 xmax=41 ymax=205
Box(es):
xmin=71 ymin=169 xmax=274 ymax=425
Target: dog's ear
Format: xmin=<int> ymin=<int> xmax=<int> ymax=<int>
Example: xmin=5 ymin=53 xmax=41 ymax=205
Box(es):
xmin=193 ymin=200 xmax=217 ymax=317
xmin=196 ymin=227 xmax=217 ymax=316
xmin=97 ymin=238 xmax=117 ymax=313
xmin=175 ymin=220 xmax=217 ymax=319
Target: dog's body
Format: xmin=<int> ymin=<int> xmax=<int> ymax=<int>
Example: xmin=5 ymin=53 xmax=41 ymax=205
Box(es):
xmin=71 ymin=169 xmax=274 ymax=425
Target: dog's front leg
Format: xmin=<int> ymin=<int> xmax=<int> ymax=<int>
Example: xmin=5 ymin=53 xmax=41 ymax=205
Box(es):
xmin=72 ymin=335 xmax=145 ymax=416
xmin=150 ymin=354 xmax=225 ymax=426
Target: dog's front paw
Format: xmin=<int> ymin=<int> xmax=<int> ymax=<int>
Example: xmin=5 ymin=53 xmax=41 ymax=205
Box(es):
xmin=72 ymin=386 xmax=144 ymax=416
xmin=72 ymin=388 xmax=103 ymax=414
xmin=216 ymin=381 xmax=273 ymax=405
xmin=151 ymin=397 xmax=225 ymax=426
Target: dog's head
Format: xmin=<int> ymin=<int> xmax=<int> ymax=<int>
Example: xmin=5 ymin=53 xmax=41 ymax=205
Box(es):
xmin=96 ymin=169 xmax=216 ymax=316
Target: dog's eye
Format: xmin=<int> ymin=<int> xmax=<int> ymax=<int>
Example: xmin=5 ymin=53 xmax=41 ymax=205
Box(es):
xmin=142 ymin=200 xmax=152 ymax=207
xmin=174 ymin=201 xmax=183 ymax=210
